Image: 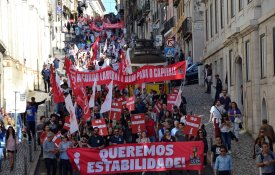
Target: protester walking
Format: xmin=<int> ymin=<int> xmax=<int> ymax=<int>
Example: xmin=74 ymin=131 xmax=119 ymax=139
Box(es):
xmin=256 ymin=142 xmax=275 ymax=175
xmin=6 ymin=126 xmax=18 ymax=172
xmin=43 ymin=132 xmax=58 ymax=175
xmin=41 ymin=64 xmax=51 ymax=93
xmin=214 ymin=146 xmax=233 ymax=175
xmin=59 ymin=135 xmax=73 ymax=175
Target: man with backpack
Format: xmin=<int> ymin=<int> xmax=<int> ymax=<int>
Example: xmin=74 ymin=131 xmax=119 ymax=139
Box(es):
xmin=256 ymin=142 xmax=275 ymax=175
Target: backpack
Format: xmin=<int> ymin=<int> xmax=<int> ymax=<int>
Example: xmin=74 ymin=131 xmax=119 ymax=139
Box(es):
xmin=260 ymin=153 xmax=274 ymax=162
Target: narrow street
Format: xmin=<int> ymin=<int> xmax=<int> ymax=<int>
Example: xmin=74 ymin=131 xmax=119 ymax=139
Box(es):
xmin=184 ymin=84 xmax=257 ymax=175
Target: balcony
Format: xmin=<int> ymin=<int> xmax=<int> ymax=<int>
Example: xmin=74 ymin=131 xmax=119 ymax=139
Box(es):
xmin=162 ymin=16 xmax=175 ymax=35
xmin=173 ymin=0 xmax=180 ymax=7
xmin=182 ymin=17 xmax=192 ymax=37
xmin=142 ymin=1 xmax=150 ymax=15
xmin=157 ymin=0 xmax=169 ymax=6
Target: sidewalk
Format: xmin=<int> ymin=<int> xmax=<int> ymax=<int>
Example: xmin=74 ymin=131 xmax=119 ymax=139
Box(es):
xmin=1 ymin=90 xmax=53 ymax=175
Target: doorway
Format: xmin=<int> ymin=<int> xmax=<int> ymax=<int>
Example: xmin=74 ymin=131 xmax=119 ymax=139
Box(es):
xmin=235 ymin=56 xmax=243 ymax=111
xmin=261 ymin=98 xmax=268 ymax=121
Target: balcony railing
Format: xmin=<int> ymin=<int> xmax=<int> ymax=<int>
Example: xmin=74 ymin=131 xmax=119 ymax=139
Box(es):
xmin=163 ymin=16 xmax=175 ymax=35
xmin=173 ymin=0 xmax=180 ymax=7
xmin=182 ymin=17 xmax=192 ymax=37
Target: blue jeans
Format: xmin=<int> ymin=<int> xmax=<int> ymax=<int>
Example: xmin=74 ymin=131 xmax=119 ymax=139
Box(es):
xmin=221 ymin=132 xmax=231 ymax=151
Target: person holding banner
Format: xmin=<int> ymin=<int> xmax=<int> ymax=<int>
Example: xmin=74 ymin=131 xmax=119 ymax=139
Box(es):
xmin=43 ymin=132 xmax=58 ymax=175
xmin=161 ymin=129 xmax=176 ymax=142
xmin=87 ymin=127 xmax=105 ymax=149
xmin=145 ymin=114 xmax=157 ymax=142
xmin=110 ymin=128 xmax=126 ymax=145
xmin=136 ymin=131 xmax=150 ymax=143
xmin=59 ymin=135 xmax=73 ymax=175
xmin=196 ymin=129 xmax=208 ymax=167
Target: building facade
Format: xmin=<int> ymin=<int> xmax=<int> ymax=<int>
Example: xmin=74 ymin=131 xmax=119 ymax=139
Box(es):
xmin=202 ymin=0 xmax=275 ymax=137
xmin=0 ymin=0 xmax=51 ymax=107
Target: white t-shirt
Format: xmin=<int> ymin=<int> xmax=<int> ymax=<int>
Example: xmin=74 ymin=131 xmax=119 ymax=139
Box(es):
xmin=210 ymin=105 xmax=225 ymax=120
xmin=171 ymin=128 xmax=179 ymax=137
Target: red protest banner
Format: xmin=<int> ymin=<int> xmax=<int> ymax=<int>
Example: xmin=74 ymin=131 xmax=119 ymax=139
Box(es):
xmin=183 ymin=115 xmax=202 ymax=137
xmin=109 ymin=101 xmax=122 ymax=120
xmin=153 ymin=101 xmax=162 ymax=115
xmin=131 ymin=114 xmax=146 ymax=134
xmin=67 ymin=141 xmax=204 ymax=175
xmin=53 ymin=131 xmax=62 ymax=146
xmin=92 ymin=119 xmax=108 ymax=136
xmin=102 ymin=21 xmax=124 ymax=29
xmin=75 ymin=61 xmax=187 ymax=86
xmin=126 ymin=96 xmax=135 ymax=111
xmin=167 ymin=94 xmax=177 ymax=111
xmin=116 ymin=97 xmax=127 ymax=106
xmin=172 ymin=88 xmax=179 ymax=94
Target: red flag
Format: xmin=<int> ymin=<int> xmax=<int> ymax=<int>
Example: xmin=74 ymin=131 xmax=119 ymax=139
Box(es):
xmin=40 ymin=131 xmax=48 ymax=145
xmin=63 ymin=116 xmax=70 ymax=131
xmin=50 ymin=66 xmax=64 ymax=103
xmin=75 ymin=78 xmax=91 ymax=121
xmin=91 ymin=37 xmax=100 ymax=61
xmin=65 ymin=58 xmax=91 ymax=121
xmin=126 ymin=96 xmax=135 ymax=111
xmin=119 ymin=52 xmax=126 ymax=75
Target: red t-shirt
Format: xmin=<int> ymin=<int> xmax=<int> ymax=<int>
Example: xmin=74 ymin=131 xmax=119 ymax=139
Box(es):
xmin=146 ymin=119 xmax=155 ymax=137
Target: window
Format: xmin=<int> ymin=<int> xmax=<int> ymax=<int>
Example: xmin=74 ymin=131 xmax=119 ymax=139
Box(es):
xmin=260 ymin=34 xmax=267 ymax=78
xmin=215 ymin=0 xmax=218 ymax=33
xmin=227 ymin=0 xmax=229 ymax=24
xmin=210 ymin=4 xmax=213 ymax=37
xmin=229 ymin=50 xmax=234 ymax=85
xmin=206 ymin=10 xmax=208 ymax=40
xmin=245 ymin=41 xmax=251 ymax=80
xmin=231 ymin=0 xmax=235 ymax=18
xmin=273 ymin=28 xmax=275 ymax=75
xmin=239 ymin=0 xmax=244 ymax=11
xmin=220 ymin=0 xmax=224 ymax=28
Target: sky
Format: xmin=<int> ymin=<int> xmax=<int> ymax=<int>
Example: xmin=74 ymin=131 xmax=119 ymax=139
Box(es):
xmin=102 ymin=0 xmax=117 ymax=14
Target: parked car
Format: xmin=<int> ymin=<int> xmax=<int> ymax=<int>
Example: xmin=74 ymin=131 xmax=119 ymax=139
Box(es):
xmin=185 ymin=62 xmax=203 ymax=85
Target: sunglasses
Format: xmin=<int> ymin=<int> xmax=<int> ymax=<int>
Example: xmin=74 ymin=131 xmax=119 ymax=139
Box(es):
xmin=114 ymin=131 xmax=119 ymax=132
xmin=220 ymin=150 xmax=226 ymax=152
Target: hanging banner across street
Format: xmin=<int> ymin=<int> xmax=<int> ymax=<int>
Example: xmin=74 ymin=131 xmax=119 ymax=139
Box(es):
xmin=67 ymin=141 xmax=204 ymax=175
xmin=74 ymin=61 xmax=186 ymax=86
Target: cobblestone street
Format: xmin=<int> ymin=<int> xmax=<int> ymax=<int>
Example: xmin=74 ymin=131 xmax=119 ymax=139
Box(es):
xmin=184 ymin=84 xmax=258 ymax=175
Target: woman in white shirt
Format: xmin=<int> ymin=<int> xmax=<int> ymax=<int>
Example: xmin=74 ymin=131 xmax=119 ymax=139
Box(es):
xmin=136 ymin=131 xmax=150 ymax=143
xmin=209 ymin=100 xmax=226 ymax=138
